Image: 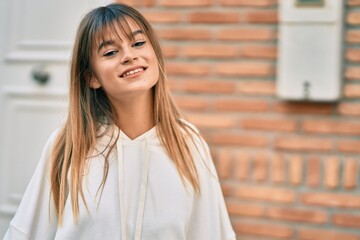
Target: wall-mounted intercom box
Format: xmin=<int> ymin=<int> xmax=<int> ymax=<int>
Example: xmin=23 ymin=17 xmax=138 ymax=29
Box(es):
xmin=277 ymin=0 xmax=344 ymax=101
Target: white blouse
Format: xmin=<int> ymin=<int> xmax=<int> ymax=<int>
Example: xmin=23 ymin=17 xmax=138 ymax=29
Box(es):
xmin=4 ymin=122 xmax=236 ymax=240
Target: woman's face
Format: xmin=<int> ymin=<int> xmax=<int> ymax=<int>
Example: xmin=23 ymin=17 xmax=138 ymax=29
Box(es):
xmin=89 ymin=19 xmax=159 ymax=102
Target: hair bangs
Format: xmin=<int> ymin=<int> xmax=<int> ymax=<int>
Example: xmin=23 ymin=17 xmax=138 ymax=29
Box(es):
xmin=91 ymin=11 xmax=147 ymax=54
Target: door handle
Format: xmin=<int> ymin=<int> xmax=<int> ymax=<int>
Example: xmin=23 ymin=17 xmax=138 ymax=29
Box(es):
xmin=32 ymin=65 xmax=50 ymax=85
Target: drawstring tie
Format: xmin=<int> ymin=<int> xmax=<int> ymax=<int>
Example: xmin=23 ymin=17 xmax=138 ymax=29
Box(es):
xmin=116 ymin=131 xmax=150 ymax=240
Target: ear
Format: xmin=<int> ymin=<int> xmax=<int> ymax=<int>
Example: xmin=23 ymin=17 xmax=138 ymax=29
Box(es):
xmin=89 ymin=76 xmax=101 ymax=89
xmin=85 ymin=71 xmax=101 ymax=89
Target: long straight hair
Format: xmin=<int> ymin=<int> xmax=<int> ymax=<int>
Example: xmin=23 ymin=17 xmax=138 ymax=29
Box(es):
xmin=50 ymin=3 xmax=200 ymax=224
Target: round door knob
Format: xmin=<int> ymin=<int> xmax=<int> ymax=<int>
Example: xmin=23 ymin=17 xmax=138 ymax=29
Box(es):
xmin=32 ymin=65 xmax=50 ymax=85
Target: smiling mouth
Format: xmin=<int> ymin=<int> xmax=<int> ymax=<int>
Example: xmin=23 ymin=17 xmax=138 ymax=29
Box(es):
xmin=120 ymin=67 xmax=147 ymax=78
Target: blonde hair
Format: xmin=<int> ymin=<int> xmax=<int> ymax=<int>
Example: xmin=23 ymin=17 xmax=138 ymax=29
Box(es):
xmin=50 ymin=3 xmax=200 ymax=224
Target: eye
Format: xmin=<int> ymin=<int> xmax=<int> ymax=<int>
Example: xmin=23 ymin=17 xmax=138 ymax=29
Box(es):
xmin=103 ymin=50 xmax=118 ymax=57
xmin=132 ymin=41 xmax=146 ymax=47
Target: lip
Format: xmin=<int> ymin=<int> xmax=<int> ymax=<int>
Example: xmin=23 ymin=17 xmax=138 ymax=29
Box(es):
xmin=119 ymin=66 xmax=147 ymax=78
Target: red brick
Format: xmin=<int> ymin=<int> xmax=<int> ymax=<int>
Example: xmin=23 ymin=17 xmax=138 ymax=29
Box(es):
xmin=239 ymin=45 xmax=277 ymax=59
xmin=274 ymin=102 xmax=334 ymax=115
xmin=299 ymin=229 xmax=359 ymax=240
xmin=346 ymin=48 xmax=360 ymax=62
xmin=225 ymin=235 xmax=255 ymax=240
xmin=324 ymin=157 xmax=339 ymax=189
xmin=347 ymin=12 xmax=360 ymax=25
xmin=168 ymin=78 xmax=181 ymax=91
xmin=215 ymin=99 xmax=269 ymax=112
xmin=139 ymin=0 xmax=155 ymax=6
xmin=157 ymin=29 xmax=211 ymax=40
xmin=186 ymin=113 xmax=237 ymax=128
xmin=165 ymin=62 xmax=210 ymax=76
xmin=245 ymin=11 xmax=278 ymax=23
xmin=159 ymin=0 xmax=211 ymax=7
xmin=345 ymin=67 xmax=360 ymax=80
xmin=302 ymin=193 xmax=360 ymax=208
xmin=215 ymin=149 xmax=234 ymax=179
xmin=207 ymin=133 xmax=268 ymax=147
xmin=348 ymin=0 xmax=360 ymax=6
xmin=333 ymin=213 xmax=360 ymax=228
xmin=275 ymin=137 xmax=333 ymax=152
xmin=161 ymin=45 xmax=178 ymax=58
xmin=237 ymin=186 xmax=296 ymax=203
xmin=227 ymin=201 xmax=265 ymax=217
xmin=307 ymin=156 xmax=321 ymax=187
xmin=215 ymin=62 xmax=274 ymax=77
xmin=118 ymin=0 xmax=155 ymax=7
xmin=220 ymin=182 xmax=234 ymax=197
xmin=182 ymin=79 xmax=236 ymax=94
xmin=338 ymin=140 xmax=360 ymax=153
xmin=188 ymin=12 xmax=240 ymax=23
xmin=235 ymin=151 xmax=249 ymax=180
xmin=302 ymin=120 xmax=360 ymax=135
xmin=271 ymin=154 xmax=286 ymax=183
xmin=182 ymin=45 xmax=238 ymax=58
xmin=173 ymin=95 xmax=208 ymax=110
xmin=344 ymin=84 xmax=360 ymax=98
xmin=218 ymin=28 xmax=275 ymax=41
xmin=142 ymin=11 xmax=182 ymax=23
xmin=267 ymin=207 xmax=327 ymax=224
xmin=289 ymin=155 xmax=303 ymax=185
xmin=221 ymin=0 xmax=276 ymax=7
xmin=240 ymin=118 xmax=296 ymax=132
xmin=237 ymin=81 xmax=276 ymax=95
xmin=253 ymin=153 xmax=268 ymax=181
xmin=347 ymin=30 xmax=360 ymax=43
xmin=338 ymin=102 xmax=360 ymax=116
xmin=234 ymin=222 xmax=293 ymax=238
xmin=343 ymin=158 xmax=358 ymax=189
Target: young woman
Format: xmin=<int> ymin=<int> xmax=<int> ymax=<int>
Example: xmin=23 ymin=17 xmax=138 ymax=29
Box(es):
xmin=4 ymin=3 xmax=236 ymax=240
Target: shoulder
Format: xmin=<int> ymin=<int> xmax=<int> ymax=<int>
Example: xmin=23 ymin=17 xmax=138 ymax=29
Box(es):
xmin=178 ymin=118 xmax=200 ymax=134
xmin=178 ymin=119 xmax=218 ymax=177
xmin=35 ymin=128 xmax=62 ymax=170
xmin=47 ymin=128 xmax=62 ymax=145
xmin=178 ymin=118 xmax=204 ymax=147
xmin=42 ymin=128 xmax=62 ymax=156
xmin=178 ymin=118 xmax=207 ymax=151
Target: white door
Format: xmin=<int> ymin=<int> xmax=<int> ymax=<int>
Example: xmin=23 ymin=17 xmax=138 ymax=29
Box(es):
xmin=0 ymin=0 xmax=110 ymax=237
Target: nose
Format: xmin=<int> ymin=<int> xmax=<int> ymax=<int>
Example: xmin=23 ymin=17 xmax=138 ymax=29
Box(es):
xmin=121 ymin=46 xmax=137 ymax=64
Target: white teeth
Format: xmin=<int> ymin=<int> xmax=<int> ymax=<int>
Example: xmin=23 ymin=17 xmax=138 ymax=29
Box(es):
xmin=122 ymin=68 xmax=144 ymax=77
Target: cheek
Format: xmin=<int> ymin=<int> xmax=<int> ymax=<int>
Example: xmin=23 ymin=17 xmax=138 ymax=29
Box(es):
xmin=152 ymin=62 xmax=160 ymax=83
xmin=147 ymin=52 xmax=160 ymax=79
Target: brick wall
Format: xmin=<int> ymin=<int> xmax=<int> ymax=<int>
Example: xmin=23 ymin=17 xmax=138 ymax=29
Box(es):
xmin=118 ymin=0 xmax=360 ymax=239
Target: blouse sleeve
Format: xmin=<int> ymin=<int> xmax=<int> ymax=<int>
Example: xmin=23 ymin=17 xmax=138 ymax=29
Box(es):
xmin=186 ymin=135 xmax=236 ymax=240
xmin=3 ymin=130 xmax=59 ymax=240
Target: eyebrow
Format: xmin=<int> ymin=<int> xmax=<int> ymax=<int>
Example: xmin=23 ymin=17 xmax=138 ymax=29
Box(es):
xmin=97 ymin=29 xmax=145 ymax=52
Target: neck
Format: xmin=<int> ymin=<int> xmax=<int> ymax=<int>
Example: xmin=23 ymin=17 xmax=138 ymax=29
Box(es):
xmin=111 ymin=91 xmax=155 ymax=140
